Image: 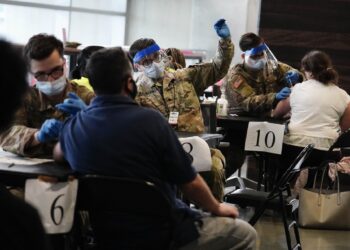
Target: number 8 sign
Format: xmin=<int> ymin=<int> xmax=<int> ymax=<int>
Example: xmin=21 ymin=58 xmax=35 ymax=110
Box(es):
xmin=244 ymin=122 xmax=285 ymax=154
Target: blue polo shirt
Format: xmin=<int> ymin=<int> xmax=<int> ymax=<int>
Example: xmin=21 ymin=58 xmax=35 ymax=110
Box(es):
xmin=60 ymin=95 xmax=199 ymax=217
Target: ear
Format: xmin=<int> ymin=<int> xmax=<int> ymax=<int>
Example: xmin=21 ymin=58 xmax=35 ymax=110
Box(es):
xmin=125 ymin=77 xmax=134 ymax=92
xmin=241 ymin=53 xmax=245 ymax=59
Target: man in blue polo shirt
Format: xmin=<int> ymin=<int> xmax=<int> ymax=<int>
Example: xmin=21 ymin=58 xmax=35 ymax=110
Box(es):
xmin=53 ymin=47 xmax=256 ymax=250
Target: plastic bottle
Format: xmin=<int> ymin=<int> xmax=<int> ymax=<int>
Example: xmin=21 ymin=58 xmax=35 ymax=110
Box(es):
xmin=216 ymin=88 xmax=228 ymax=116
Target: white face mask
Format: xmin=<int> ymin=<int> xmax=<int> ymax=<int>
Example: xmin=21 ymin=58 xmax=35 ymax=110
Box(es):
xmin=144 ymin=62 xmax=164 ymax=79
xmin=36 ymin=75 xmax=67 ymax=96
xmin=244 ymin=54 xmax=267 ymax=71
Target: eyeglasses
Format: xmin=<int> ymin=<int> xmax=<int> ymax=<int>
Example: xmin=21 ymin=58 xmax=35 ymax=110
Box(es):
xmin=33 ymin=64 xmax=65 ymax=81
xmin=138 ymin=51 xmax=161 ymax=67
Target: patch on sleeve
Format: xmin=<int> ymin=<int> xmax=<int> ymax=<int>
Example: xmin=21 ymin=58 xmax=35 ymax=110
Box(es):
xmin=232 ymin=76 xmax=244 ymax=89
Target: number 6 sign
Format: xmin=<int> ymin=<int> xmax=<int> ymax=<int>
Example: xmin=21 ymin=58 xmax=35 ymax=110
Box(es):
xmin=25 ymin=179 xmax=78 ymax=234
xmin=244 ymin=122 xmax=285 ymax=154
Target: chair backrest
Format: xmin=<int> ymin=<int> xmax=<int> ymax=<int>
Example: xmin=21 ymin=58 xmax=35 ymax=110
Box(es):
xmin=178 ymin=136 xmax=212 ymax=172
xmin=200 ymin=102 xmax=217 ymax=133
xmin=328 ymin=128 xmax=350 ymax=154
xmin=269 ymin=144 xmax=314 ymax=198
xmin=77 ymin=175 xmax=175 ymax=249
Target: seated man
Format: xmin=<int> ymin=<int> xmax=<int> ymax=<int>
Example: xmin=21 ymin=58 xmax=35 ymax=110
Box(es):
xmin=54 ymin=47 xmax=256 ymax=250
xmin=221 ymin=32 xmax=302 ymax=176
xmin=0 ymin=40 xmax=50 ymax=250
xmin=129 ymin=19 xmax=234 ymax=201
xmin=0 ymin=34 xmax=95 ymax=157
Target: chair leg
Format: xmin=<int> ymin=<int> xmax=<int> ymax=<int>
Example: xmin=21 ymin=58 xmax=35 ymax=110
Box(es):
xmin=248 ymin=205 xmax=266 ymax=226
xmin=280 ymin=197 xmax=292 ymax=250
xmin=291 ymin=211 xmax=302 ymax=250
xmin=280 ymin=193 xmax=302 ymax=250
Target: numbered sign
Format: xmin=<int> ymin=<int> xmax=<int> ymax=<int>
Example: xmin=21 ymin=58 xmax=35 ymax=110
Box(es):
xmin=25 ymin=179 xmax=78 ymax=234
xmin=245 ymin=122 xmax=285 ymax=154
xmin=179 ymin=136 xmax=212 ymax=172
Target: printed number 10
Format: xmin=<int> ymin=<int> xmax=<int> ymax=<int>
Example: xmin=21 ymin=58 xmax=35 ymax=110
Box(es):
xmin=255 ymin=129 xmax=276 ymax=148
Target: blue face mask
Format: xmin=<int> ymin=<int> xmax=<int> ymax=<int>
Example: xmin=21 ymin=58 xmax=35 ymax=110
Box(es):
xmin=144 ymin=62 xmax=164 ymax=79
xmin=36 ymin=75 xmax=67 ymax=96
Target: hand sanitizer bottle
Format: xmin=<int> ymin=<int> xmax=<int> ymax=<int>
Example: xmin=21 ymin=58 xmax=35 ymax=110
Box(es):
xmin=216 ymin=87 xmax=228 ymax=116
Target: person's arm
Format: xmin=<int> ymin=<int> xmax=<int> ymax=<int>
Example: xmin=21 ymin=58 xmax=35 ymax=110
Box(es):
xmin=340 ymin=102 xmax=350 ymax=132
xmin=182 ymin=37 xmax=234 ymax=96
xmin=271 ymin=98 xmax=291 ymax=118
xmin=180 ymin=174 xmax=238 ymax=218
xmin=53 ymin=142 xmax=66 ymax=163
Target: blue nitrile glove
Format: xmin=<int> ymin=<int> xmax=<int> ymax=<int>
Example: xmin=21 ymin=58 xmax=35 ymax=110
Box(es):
xmin=56 ymin=92 xmax=87 ymax=116
xmin=276 ymin=87 xmax=291 ymax=101
xmin=214 ymin=19 xmax=231 ymax=39
xmin=36 ymin=119 xmax=63 ymax=143
xmin=284 ymin=70 xmax=301 ymax=87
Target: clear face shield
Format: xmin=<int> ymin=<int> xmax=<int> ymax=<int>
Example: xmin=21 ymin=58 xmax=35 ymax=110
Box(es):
xmin=133 ymin=44 xmax=172 ymax=80
xmin=244 ymin=43 xmax=279 ymax=80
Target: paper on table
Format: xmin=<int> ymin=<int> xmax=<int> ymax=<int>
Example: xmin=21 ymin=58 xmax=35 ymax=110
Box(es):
xmin=0 ymin=148 xmax=53 ymax=165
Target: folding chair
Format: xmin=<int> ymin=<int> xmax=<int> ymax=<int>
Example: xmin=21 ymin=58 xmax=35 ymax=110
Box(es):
xmin=77 ymin=175 xmax=177 ymax=250
xmin=200 ymin=102 xmax=217 ymax=133
xmin=323 ymin=128 xmax=350 ymax=164
xmin=315 ymin=129 xmax=350 ymax=190
xmin=224 ymin=144 xmax=314 ymax=250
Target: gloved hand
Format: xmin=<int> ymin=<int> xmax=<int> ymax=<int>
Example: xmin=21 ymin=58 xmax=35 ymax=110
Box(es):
xmin=36 ymin=119 xmax=63 ymax=143
xmin=284 ymin=70 xmax=301 ymax=87
xmin=276 ymin=87 xmax=291 ymax=101
xmin=56 ymin=92 xmax=87 ymax=116
xmin=214 ymin=19 xmax=231 ymax=39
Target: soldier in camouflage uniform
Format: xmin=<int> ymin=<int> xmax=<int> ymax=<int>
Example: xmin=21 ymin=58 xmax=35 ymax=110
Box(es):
xmin=129 ymin=19 xmax=234 ymax=201
xmin=222 ymin=32 xmax=302 ymax=176
xmin=0 ymin=34 xmax=94 ymax=157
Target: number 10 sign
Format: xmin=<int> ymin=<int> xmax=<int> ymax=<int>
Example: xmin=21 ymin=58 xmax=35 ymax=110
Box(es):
xmin=244 ymin=122 xmax=285 ymax=154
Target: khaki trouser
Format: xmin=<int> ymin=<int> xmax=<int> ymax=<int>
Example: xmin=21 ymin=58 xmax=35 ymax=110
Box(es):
xmin=200 ymin=148 xmax=226 ymax=202
xmin=179 ymin=214 xmax=257 ymax=250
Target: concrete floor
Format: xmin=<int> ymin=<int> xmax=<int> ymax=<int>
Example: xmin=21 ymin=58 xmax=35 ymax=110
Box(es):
xmin=255 ymin=216 xmax=350 ymax=250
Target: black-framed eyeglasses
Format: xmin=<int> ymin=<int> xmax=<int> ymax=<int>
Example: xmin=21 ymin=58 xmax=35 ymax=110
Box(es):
xmin=33 ymin=64 xmax=65 ymax=81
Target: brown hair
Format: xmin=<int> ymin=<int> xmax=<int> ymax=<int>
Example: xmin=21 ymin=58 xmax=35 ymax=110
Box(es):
xmin=24 ymin=34 xmax=64 ymax=65
xmin=301 ymin=50 xmax=339 ymax=85
xmin=165 ymin=48 xmax=186 ymax=70
xmin=239 ymin=32 xmax=263 ymax=52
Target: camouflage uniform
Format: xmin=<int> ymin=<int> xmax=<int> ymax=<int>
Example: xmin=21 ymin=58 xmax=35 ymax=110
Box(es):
xmin=222 ymin=62 xmax=297 ymax=176
xmin=136 ymin=38 xmax=234 ymax=201
xmin=0 ymin=81 xmax=95 ymax=157
xmin=136 ymin=38 xmax=234 ymax=133
xmin=223 ymin=62 xmax=296 ymax=118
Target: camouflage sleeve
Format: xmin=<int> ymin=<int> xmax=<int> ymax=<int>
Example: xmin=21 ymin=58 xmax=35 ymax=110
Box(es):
xmin=175 ymin=38 xmax=234 ymax=96
xmin=0 ymin=103 xmax=51 ymax=157
xmin=0 ymin=125 xmax=42 ymax=156
xmin=225 ymin=73 xmax=276 ymax=114
xmin=276 ymin=62 xmax=304 ymax=83
xmin=70 ymin=82 xmax=95 ymax=104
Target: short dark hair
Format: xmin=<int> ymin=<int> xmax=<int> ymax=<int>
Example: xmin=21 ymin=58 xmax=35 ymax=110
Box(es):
xmin=301 ymin=50 xmax=339 ymax=85
xmin=239 ymin=32 xmax=263 ymax=52
xmin=86 ymin=47 xmax=132 ymax=95
xmin=24 ymin=33 xmax=64 ymax=65
xmin=70 ymin=45 xmax=105 ymax=79
xmin=129 ymin=38 xmax=156 ymax=60
xmin=0 ymin=40 xmax=28 ymax=132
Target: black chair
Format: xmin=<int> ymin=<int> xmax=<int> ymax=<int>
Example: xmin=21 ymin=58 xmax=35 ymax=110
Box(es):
xmin=77 ymin=175 xmax=177 ymax=250
xmin=224 ymin=144 xmax=314 ymax=250
xmin=323 ymin=128 xmax=350 ymax=164
xmin=200 ymin=102 xmax=217 ymax=133
xmin=316 ymin=129 xmax=350 ymax=190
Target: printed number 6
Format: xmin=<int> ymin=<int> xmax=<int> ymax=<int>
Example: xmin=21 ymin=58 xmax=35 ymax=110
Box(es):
xmin=50 ymin=194 xmax=64 ymax=225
